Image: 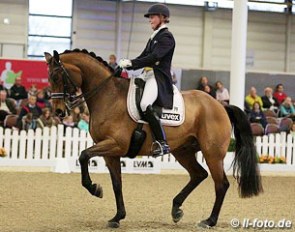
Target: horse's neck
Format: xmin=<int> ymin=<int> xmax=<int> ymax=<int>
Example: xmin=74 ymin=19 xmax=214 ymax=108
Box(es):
xmin=81 ymin=69 xmax=129 ymax=118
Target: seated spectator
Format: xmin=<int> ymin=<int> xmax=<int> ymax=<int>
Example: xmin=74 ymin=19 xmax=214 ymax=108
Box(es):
xmin=28 ymin=84 xmax=38 ymax=96
xmin=215 ymin=81 xmax=229 ymax=106
xmin=0 ymin=90 xmax=17 ymax=122
xmin=10 ymin=77 xmax=28 ymax=106
xmin=62 ymin=115 xmax=75 ymax=129
xmin=245 ymin=87 xmax=263 ymax=109
xmin=78 ymin=111 xmax=90 ymax=132
xmin=203 ymin=85 xmax=215 ymax=98
xmin=71 ymin=106 xmax=81 ymax=125
xmin=279 ymin=97 xmax=295 ymax=118
xmin=36 ymin=90 xmax=50 ymax=109
xmin=108 ymin=54 xmax=118 ymax=70
xmin=261 ymin=87 xmax=279 ymax=112
xmin=0 ymin=80 xmax=9 ymax=96
xmin=17 ymin=95 xmax=42 ymax=130
xmin=291 ymin=123 xmax=295 ymax=137
xmin=197 ymin=76 xmax=216 ymax=98
xmin=249 ymin=101 xmax=267 ymax=128
xmin=36 ymin=108 xmax=56 ymax=129
xmin=43 ymin=86 xmax=51 ymax=100
xmin=273 ymin=83 xmax=287 ymax=104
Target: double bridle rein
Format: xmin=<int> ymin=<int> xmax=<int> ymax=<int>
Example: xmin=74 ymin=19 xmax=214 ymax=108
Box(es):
xmin=50 ymin=59 xmax=113 ymax=113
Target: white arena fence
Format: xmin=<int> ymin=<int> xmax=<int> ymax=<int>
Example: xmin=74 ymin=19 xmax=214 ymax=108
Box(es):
xmin=0 ymin=125 xmax=294 ymax=174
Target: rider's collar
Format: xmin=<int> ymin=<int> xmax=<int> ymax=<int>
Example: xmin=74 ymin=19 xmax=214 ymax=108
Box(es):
xmin=150 ymin=24 xmax=167 ymax=40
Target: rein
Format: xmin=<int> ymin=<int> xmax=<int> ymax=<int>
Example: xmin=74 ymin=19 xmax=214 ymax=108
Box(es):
xmin=51 ymin=60 xmax=113 ymax=112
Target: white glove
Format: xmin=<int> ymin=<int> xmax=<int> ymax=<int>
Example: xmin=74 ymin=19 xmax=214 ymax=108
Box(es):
xmin=119 ymin=59 xmax=132 ymax=69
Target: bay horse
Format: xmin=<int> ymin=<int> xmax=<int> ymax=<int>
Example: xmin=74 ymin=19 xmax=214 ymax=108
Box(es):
xmin=45 ymin=49 xmax=262 ymax=229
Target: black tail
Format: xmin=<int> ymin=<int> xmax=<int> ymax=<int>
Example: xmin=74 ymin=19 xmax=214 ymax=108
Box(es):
xmin=225 ymin=105 xmax=263 ymax=198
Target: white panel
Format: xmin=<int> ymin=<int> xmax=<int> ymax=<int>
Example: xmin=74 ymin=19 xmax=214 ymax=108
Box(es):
xmin=210 ymin=9 xmax=232 ymax=70
xmin=72 ymin=0 xmax=117 ymax=60
xmin=2 ymin=44 xmax=24 ymax=58
xmin=120 ymin=2 xmax=203 ymax=69
xmin=0 ymin=0 xmax=28 ymax=47
xmin=288 ymin=15 xmax=295 ymax=72
xmin=247 ymin=11 xmax=287 ymax=72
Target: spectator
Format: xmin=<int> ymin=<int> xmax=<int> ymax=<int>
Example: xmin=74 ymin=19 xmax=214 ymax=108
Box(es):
xmin=203 ymin=85 xmax=215 ymax=98
xmin=78 ymin=111 xmax=90 ymax=132
xmin=261 ymin=87 xmax=279 ymax=112
xmin=17 ymin=95 xmax=42 ymax=130
xmin=43 ymin=86 xmax=51 ymax=100
xmin=245 ymin=87 xmax=263 ymax=109
xmin=0 ymin=90 xmax=17 ymax=122
xmin=279 ymin=97 xmax=295 ymax=118
xmin=197 ymin=76 xmax=216 ymax=98
xmin=36 ymin=90 xmax=50 ymax=109
xmin=249 ymin=101 xmax=267 ymax=128
xmin=0 ymin=80 xmax=9 ymax=96
xmin=62 ymin=115 xmax=75 ymax=128
xmin=291 ymin=123 xmax=295 ymax=137
xmin=273 ymin=84 xmax=287 ymax=105
xmin=108 ymin=54 xmax=118 ymax=70
xmin=171 ymin=70 xmax=177 ymax=85
xmin=71 ymin=106 xmax=81 ymax=125
xmin=10 ymin=77 xmax=28 ymax=106
xmin=215 ymin=81 xmax=230 ymax=106
xmin=36 ymin=108 xmax=56 ymax=129
xmin=28 ymin=84 xmax=38 ymax=96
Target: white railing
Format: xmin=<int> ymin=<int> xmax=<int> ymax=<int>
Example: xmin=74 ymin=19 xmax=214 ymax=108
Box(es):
xmin=0 ymin=125 xmax=294 ymax=173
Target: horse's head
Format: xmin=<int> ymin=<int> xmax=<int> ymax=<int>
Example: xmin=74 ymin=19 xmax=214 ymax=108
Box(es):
xmin=44 ymin=50 xmax=82 ymax=119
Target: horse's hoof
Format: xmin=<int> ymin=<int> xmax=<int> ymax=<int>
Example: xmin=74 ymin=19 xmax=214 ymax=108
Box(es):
xmin=92 ymin=184 xmax=103 ymax=198
xmin=107 ymin=221 xmax=120 ymax=228
xmin=172 ymin=208 xmax=184 ymax=223
xmin=197 ymin=219 xmax=215 ymax=229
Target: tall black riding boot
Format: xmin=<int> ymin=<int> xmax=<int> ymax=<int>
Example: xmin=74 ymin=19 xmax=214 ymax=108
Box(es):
xmin=144 ymin=105 xmax=170 ymax=157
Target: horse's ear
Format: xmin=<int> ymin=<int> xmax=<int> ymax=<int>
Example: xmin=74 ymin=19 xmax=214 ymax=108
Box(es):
xmin=53 ymin=50 xmax=60 ymax=63
xmin=44 ymin=52 xmax=52 ymax=64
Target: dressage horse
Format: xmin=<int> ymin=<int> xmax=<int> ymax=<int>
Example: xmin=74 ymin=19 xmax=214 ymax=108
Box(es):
xmin=45 ymin=49 xmax=262 ymax=229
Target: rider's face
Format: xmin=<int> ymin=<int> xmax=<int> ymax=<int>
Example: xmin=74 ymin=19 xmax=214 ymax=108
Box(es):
xmin=149 ymin=15 xmax=161 ymax=30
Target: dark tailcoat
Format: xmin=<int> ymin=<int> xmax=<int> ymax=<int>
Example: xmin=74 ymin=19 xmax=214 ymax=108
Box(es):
xmin=130 ymin=28 xmax=175 ymax=109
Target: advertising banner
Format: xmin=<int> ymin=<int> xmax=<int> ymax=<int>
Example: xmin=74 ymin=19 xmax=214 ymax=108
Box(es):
xmin=0 ymin=58 xmax=48 ymax=90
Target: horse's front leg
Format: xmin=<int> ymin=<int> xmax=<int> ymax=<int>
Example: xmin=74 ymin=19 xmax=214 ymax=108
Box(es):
xmin=78 ymin=139 xmax=122 ymax=198
xmin=104 ymin=156 xmax=126 ymax=228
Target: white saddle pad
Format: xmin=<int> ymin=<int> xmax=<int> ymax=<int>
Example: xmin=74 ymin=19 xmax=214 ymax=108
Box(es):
xmin=127 ymin=77 xmax=185 ymax=126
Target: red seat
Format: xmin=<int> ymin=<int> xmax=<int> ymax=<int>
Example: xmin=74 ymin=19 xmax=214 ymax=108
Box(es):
xmin=279 ymin=117 xmax=293 ymax=133
xmin=3 ymin=114 xmax=18 ymax=128
xmin=265 ymin=123 xmax=280 ymax=135
xmin=250 ymin=123 xmax=264 ymax=136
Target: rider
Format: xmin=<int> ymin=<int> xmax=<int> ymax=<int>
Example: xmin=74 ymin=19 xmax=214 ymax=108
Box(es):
xmin=118 ymin=3 xmax=175 ymax=157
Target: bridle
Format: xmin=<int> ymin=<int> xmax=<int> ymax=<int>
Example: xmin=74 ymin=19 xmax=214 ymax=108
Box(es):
xmin=50 ymin=59 xmax=113 ymax=113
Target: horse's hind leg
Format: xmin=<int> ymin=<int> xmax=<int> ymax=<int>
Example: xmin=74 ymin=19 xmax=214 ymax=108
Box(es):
xmin=198 ymin=159 xmax=229 ymax=228
xmin=104 ymin=156 xmax=126 ymax=228
xmin=171 ymin=147 xmax=208 ymax=223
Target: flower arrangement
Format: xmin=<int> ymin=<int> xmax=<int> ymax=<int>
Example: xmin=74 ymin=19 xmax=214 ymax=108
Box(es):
xmin=258 ymin=154 xmax=286 ymax=164
xmin=227 ymin=138 xmax=236 ymax=152
xmin=0 ymin=147 xmax=7 ymax=157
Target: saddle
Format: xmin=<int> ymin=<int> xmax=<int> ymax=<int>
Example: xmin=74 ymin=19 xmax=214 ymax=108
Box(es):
xmin=125 ymin=76 xmax=185 ymax=159
xmin=127 ymin=77 xmax=185 ymax=126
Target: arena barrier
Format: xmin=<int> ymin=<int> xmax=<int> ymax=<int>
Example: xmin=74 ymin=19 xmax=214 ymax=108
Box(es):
xmin=0 ymin=125 xmax=294 ymax=173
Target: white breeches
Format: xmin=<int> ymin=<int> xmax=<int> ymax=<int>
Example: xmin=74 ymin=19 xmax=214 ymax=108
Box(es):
xmin=139 ymin=71 xmax=158 ymax=112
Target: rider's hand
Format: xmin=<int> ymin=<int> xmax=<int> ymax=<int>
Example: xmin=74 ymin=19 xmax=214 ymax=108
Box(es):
xmin=118 ymin=59 xmax=132 ymax=69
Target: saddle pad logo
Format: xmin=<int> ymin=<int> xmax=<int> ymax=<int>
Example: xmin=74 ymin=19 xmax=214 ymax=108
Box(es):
xmin=161 ymin=113 xmax=180 ymax=121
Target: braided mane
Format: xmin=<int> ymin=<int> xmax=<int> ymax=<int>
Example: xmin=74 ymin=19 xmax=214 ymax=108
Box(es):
xmin=62 ymin=48 xmax=114 ymax=73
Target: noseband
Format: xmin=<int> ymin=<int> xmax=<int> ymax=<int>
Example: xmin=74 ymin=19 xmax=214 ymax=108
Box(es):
xmin=50 ymin=60 xmax=112 ymax=112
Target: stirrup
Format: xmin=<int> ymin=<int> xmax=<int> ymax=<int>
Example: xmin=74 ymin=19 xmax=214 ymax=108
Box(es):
xmin=151 ymin=141 xmax=170 ymax=158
